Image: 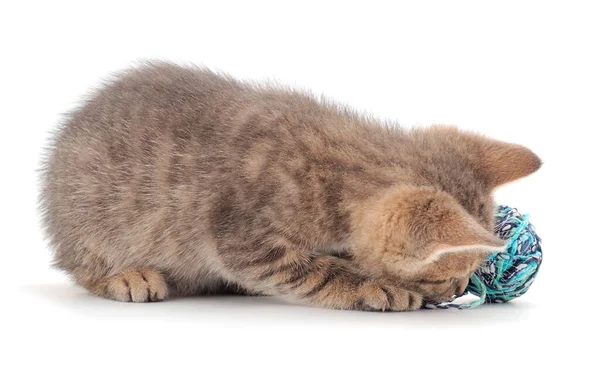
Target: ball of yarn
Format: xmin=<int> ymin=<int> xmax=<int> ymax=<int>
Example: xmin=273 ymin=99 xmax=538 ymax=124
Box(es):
xmin=426 ymin=205 xmax=543 ymax=309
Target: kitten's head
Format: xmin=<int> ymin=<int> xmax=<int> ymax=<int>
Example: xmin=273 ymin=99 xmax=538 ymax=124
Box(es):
xmin=351 ymin=127 xmax=541 ymax=303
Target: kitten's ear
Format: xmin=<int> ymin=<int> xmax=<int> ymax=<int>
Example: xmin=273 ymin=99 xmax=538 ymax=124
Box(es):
xmin=363 ymin=185 xmax=506 ymax=262
xmin=424 ymin=219 xmax=506 ymax=264
xmin=427 ymin=125 xmax=542 ymax=188
xmin=350 ymin=185 xmax=505 ymax=269
xmin=406 ymin=189 xmax=506 ymax=263
xmin=475 ymin=138 xmax=542 ymax=188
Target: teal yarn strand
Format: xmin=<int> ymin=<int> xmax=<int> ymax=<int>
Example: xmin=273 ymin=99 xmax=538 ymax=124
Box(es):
xmin=425 ymin=205 xmax=543 ymax=310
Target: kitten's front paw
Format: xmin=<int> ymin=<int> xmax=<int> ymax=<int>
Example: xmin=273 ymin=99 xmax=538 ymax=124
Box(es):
xmin=354 ymin=282 xmax=422 ymax=312
xmin=103 ymin=268 xmax=168 ymax=302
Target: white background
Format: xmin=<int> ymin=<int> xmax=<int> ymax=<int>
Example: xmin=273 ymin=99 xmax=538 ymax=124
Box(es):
xmin=1 ymin=1 xmax=598 ymax=368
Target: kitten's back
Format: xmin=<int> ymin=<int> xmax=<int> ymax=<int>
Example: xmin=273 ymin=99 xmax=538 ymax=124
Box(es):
xmin=40 ymin=62 xmax=379 ymax=294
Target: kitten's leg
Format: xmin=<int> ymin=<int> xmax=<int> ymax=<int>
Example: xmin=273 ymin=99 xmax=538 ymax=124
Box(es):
xmin=86 ymin=268 xmax=169 ymax=303
xmin=221 ymin=248 xmax=422 ymax=311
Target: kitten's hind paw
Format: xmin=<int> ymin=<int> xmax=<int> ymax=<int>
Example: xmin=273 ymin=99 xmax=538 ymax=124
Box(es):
xmin=95 ymin=268 xmax=169 ymax=302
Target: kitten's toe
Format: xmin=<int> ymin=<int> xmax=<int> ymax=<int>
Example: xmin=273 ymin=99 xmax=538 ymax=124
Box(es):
xmin=355 ymin=282 xmax=422 ymax=312
xmin=386 ymin=286 xmax=422 ymax=311
xmin=102 ymin=268 xmax=168 ymax=302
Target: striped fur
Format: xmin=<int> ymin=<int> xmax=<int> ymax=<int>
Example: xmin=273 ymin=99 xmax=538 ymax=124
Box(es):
xmin=39 ymin=62 xmax=541 ymax=310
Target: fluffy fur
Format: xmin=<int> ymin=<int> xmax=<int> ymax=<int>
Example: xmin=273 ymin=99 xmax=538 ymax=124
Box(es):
xmin=39 ymin=62 xmax=541 ymax=311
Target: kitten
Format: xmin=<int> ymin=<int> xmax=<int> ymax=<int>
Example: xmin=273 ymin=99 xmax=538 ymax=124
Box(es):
xmin=39 ymin=62 xmax=541 ymax=311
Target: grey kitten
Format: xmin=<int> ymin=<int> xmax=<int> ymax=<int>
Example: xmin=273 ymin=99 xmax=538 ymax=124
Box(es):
xmin=40 ymin=62 xmax=540 ymax=310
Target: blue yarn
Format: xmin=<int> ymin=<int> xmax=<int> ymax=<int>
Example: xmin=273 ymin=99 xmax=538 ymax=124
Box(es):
xmin=425 ymin=205 xmax=543 ymax=310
